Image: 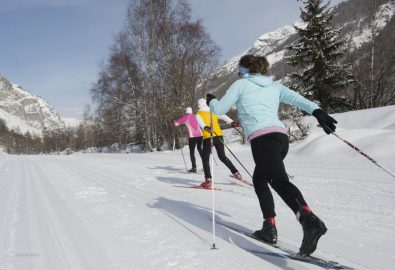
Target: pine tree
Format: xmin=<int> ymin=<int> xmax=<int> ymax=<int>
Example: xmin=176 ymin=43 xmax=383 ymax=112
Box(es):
xmin=288 ymin=0 xmax=349 ymax=112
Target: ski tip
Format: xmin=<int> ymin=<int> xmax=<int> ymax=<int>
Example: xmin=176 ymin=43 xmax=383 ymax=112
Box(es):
xmin=293 ymin=252 xmax=310 ymax=259
xmin=173 ymin=185 xmax=233 ymax=192
xmin=229 ymin=175 xmax=253 ymax=187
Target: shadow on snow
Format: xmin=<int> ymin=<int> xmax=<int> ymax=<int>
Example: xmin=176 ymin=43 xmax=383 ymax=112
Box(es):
xmin=149 ymin=197 xmax=299 ymax=270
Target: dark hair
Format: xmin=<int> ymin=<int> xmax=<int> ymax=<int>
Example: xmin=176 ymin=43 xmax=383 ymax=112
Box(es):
xmin=239 ymin=54 xmax=269 ymax=75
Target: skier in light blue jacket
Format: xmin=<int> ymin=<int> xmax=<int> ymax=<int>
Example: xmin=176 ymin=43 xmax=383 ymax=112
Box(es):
xmin=207 ymin=54 xmax=338 ymax=256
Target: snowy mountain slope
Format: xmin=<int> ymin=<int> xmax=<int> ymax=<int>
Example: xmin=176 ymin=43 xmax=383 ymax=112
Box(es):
xmin=345 ymin=1 xmax=395 ymax=49
xmin=0 ymin=107 xmax=42 ymax=135
xmin=214 ymin=22 xmax=304 ymax=77
xmin=210 ymin=23 xmax=303 ymax=94
xmin=208 ymin=0 xmax=395 ymax=97
xmin=0 ymin=73 xmax=65 ymax=136
xmin=0 ymin=105 xmax=394 ymax=269
xmin=62 ymin=117 xmax=82 ymax=129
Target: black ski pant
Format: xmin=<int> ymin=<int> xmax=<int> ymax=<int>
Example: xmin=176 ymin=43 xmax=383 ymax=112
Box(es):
xmin=251 ymin=133 xmax=307 ymax=219
xmin=202 ymin=136 xmax=238 ymax=179
xmin=188 ymin=136 xmax=203 ymax=169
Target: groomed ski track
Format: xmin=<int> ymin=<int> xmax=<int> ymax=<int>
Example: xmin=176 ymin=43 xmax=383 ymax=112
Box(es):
xmin=0 ymin=147 xmax=393 ymax=269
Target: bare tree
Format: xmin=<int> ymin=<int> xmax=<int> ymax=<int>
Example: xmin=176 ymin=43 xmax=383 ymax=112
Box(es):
xmin=91 ymin=0 xmax=220 ymax=151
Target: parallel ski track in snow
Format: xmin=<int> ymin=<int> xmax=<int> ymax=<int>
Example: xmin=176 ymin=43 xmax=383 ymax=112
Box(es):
xmin=0 ymin=154 xmax=385 ymax=270
xmin=0 ymin=156 xmax=116 ymax=270
xmin=56 ymin=158 xmax=323 ymax=270
xmin=51 ymin=158 xmax=152 ymax=270
xmin=0 ymin=154 xmax=10 ymax=180
xmin=0 ymin=155 xmax=20 ymax=270
xmin=26 ymin=159 xmax=86 ymax=270
xmin=57 ymin=158 xmax=241 ymax=269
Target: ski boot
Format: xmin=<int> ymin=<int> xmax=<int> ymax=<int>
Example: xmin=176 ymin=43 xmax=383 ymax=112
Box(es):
xmin=200 ymin=178 xmax=212 ymax=188
xmin=188 ymin=167 xmax=197 ymax=173
xmin=233 ymin=171 xmax=243 ymax=181
xmin=252 ymin=217 xmax=277 ymax=244
xmin=298 ymin=207 xmax=327 ymax=256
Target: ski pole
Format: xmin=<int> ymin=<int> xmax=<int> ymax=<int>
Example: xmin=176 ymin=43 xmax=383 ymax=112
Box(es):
xmin=232 ymin=126 xmax=247 ymax=144
xmin=213 ymin=156 xmax=219 ymax=166
xmin=318 ymin=124 xmax=395 ymax=179
xmin=331 ymin=130 xmax=395 ymax=179
xmin=212 ymin=130 xmax=296 ymax=180
xmin=180 ymin=144 xmax=188 ymax=173
xmin=209 ymin=110 xmax=217 ymax=250
xmin=212 ymin=130 xmax=253 ymax=179
xmin=232 ymin=126 xmax=245 ymax=137
xmin=172 ymin=138 xmax=176 ymax=152
xmin=229 ymin=126 xmax=294 ymax=179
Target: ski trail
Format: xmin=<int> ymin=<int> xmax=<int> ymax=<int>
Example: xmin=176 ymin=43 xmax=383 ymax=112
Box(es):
xmin=0 ymin=153 xmax=10 ymax=181
xmin=24 ymin=156 xmax=85 ymax=270
xmin=50 ymin=157 xmax=157 ymax=270
xmin=1 ymin=153 xmax=384 ymax=269
xmin=54 ymin=158 xmax=270 ymax=269
xmin=28 ymin=157 xmax=115 ymax=270
xmin=63 ymin=158 xmax=208 ymax=265
xmin=0 ymin=155 xmax=116 ymax=270
xmin=58 ymin=158 xmax=323 ymax=270
xmin=0 ymin=155 xmax=21 ymax=270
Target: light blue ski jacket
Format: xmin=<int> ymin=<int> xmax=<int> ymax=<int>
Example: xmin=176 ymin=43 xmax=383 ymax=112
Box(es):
xmin=209 ymin=74 xmax=320 ymax=138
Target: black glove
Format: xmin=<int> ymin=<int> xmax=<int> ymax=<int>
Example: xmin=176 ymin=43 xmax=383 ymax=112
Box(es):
xmin=231 ymin=120 xmax=240 ymax=128
xmin=312 ymin=109 xmax=337 ymax=134
xmin=206 ymin=93 xmax=216 ymax=106
xmin=203 ymin=126 xmax=212 ymax=133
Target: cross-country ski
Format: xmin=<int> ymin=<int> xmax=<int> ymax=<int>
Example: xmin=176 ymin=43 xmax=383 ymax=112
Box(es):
xmin=229 ymin=174 xmax=254 ymax=187
xmin=174 ymin=184 xmax=233 ymax=192
xmin=214 ymin=217 xmax=355 ymax=269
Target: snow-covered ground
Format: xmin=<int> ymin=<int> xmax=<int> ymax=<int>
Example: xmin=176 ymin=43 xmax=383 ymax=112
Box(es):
xmin=0 ymin=105 xmax=394 ymax=270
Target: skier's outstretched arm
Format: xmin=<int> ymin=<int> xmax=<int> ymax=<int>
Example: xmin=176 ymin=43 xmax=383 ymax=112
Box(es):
xmin=173 ymin=114 xmax=189 ymax=126
xmin=278 ymin=84 xmax=319 ymax=115
xmin=217 ymin=114 xmax=233 ymax=125
xmin=208 ymin=81 xmax=242 ymax=115
xmin=279 ymin=85 xmax=337 ymax=134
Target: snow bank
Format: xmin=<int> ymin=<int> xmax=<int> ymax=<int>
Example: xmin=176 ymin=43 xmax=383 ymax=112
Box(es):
xmin=291 ymin=105 xmax=395 ymax=160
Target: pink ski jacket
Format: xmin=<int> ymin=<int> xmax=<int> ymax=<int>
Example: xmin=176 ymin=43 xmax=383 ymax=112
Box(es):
xmin=173 ymin=114 xmax=203 ymax=138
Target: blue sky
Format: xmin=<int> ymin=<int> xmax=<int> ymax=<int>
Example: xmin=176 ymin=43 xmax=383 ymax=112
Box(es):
xmin=0 ymin=0 xmax=344 ymax=118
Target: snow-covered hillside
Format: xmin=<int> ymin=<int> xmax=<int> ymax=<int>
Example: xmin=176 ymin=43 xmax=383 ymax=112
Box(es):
xmin=0 ymin=105 xmax=394 ymax=269
xmin=62 ymin=117 xmax=82 ymax=129
xmin=215 ymin=22 xmax=304 ymax=78
xmin=208 ymin=0 xmax=395 ymax=97
xmin=348 ymin=1 xmax=395 ymax=49
xmin=0 ymin=107 xmax=42 ymax=135
xmin=0 ymin=73 xmax=65 ymax=136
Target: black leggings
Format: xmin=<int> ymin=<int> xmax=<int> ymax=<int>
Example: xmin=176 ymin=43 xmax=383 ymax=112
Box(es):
xmin=251 ymin=133 xmax=307 ymax=219
xmin=202 ymin=136 xmax=238 ymax=178
xmin=188 ymin=137 xmax=203 ymax=168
